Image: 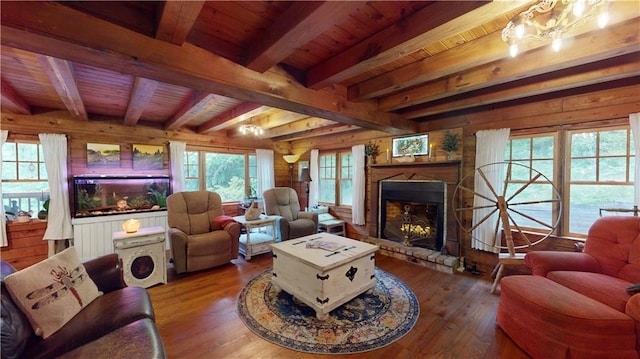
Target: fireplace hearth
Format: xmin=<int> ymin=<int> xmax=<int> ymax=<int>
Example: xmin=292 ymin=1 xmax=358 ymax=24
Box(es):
xmin=379 ymin=180 xmax=445 ymax=251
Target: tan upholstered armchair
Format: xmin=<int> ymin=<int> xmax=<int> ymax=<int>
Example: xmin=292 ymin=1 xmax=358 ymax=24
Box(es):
xmin=167 ymin=191 xmax=241 ymax=274
xmin=263 ymin=187 xmax=318 ymax=242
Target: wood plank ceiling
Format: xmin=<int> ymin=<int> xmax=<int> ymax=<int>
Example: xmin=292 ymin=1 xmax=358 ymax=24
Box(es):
xmin=1 ymin=1 xmax=639 ymax=142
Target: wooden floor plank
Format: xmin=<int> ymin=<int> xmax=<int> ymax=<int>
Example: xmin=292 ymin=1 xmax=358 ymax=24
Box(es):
xmin=147 ymin=253 xmax=529 ymax=358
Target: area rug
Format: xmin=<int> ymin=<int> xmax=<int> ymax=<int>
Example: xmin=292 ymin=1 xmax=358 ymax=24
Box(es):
xmin=237 ymin=268 xmax=419 ymax=354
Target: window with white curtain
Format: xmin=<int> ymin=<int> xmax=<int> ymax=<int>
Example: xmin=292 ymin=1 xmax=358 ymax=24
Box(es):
xmin=318 ymin=151 xmax=352 ymax=206
xmin=183 ymin=149 xmax=256 ymax=202
xmin=504 ymin=134 xmax=557 ymax=231
xmin=1 ymin=141 xmax=49 ymax=216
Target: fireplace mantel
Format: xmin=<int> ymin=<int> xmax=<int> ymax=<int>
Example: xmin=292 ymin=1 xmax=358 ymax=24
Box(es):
xmin=368 ymin=160 xmax=461 ymax=256
xmin=370 ymin=159 xmax=460 ymax=168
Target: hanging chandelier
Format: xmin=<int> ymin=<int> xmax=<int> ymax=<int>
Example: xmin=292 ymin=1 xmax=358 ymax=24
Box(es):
xmin=502 ymin=0 xmax=610 ymax=57
xmin=239 ymin=124 xmax=264 ymax=136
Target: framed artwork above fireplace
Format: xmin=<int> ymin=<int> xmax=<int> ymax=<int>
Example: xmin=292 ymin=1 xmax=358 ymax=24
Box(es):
xmin=392 ymin=134 xmax=429 ymax=157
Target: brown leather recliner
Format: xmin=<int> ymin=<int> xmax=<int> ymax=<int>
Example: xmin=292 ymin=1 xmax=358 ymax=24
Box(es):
xmin=167 ymin=191 xmax=240 ymax=274
xmin=263 ymin=187 xmax=318 ymax=242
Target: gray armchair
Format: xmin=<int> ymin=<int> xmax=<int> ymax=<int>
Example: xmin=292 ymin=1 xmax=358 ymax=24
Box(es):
xmin=263 ymin=187 xmax=318 ymax=241
xmin=167 ymin=191 xmax=240 ymax=274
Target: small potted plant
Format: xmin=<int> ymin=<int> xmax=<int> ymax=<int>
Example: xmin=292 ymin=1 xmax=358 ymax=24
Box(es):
xmin=365 ymin=141 xmax=380 ymax=164
xmin=38 ymin=198 xmax=50 ymax=220
xmin=442 ymin=131 xmax=460 ymax=160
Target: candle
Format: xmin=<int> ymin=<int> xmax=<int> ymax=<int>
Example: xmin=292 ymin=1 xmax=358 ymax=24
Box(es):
xmin=386 ymin=148 xmax=390 ymax=162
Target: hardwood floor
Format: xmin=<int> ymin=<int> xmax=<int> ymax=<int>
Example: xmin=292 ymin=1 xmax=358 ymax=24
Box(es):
xmin=147 ymin=253 xmax=530 ymax=359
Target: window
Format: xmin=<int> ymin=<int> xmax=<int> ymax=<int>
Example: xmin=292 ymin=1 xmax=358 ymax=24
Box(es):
xmin=506 ymin=124 xmax=635 ymax=237
xmin=184 ymin=151 xmax=200 ymax=191
xmin=182 ymin=150 xmax=255 ymax=202
xmin=2 ymin=142 xmax=49 ymax=216
xmin=318 ymin=151 xmax=352 ymax=206
xmin=340 ymin=153 xmax=353 ymax=206
xmin=567 ymin=127 xmax=634 ymax=235
xmin=504 ymin=134 xmax=557 ymax=231
xmin=248 ymin=154 xmax=257 ymax=197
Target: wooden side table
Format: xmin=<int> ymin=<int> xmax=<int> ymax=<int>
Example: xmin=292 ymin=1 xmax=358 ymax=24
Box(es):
xmin=318 ymin=213 xmax=346 ymax=236
xmin=113 ymin=226 xmax=167 ymax=288
xmin=233 ymin=215 xmax=277 ymax=261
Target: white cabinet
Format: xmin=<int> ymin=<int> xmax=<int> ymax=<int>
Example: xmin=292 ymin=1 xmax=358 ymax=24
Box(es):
xmin=113 ymin=226 xmax=167 ymax=288
xmin=72 ymin=211 xmax=168 ymax=261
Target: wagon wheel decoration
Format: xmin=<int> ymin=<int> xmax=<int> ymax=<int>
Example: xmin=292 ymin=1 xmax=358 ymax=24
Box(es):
xmin=452 ymin=161 xmax=562 ymax=257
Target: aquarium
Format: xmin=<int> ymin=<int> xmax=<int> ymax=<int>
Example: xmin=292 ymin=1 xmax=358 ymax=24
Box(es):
xmin=73 ymin=175 xmax=170 ymax=218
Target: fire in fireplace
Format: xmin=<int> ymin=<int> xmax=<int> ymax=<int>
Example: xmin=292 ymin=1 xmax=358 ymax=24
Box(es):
xmin=379 ymin=180 xmax=446 ymax=251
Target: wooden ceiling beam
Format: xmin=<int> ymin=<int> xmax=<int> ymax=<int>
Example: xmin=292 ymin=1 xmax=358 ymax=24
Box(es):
xmin=155 ymin=1 xmax=205 ymax=45
xmin=36 ymin=55 xmax=87 ymax=121
xmin=243 ymin=1 xmax=359 ymax=73
xmin=270 ymin=123 xmax=359 ymax=142
xmin=0 ymin=1 xmax=414 ymax=135
xmin=124 ymin=77 xmax=158 ymax=126
xmin=306 ymin=0 xmax=527 ymax=90
xmin=1 ymin=78 xmax=30 ymax=115
xmin=234 ymin=117 xmax=337 ymax=138
xmin=197 ymin=103 xmax=268 ymax=133
xmin=404 ymin=53 xmax=640 ymax=119
xmin=165 ymin=91 xmax=222 ymax=130
xmin=349 ymin=1 xmax=640 ymax=102
xmin=383 ymin=19 xmax=640 ymax=112
xmin=253 ymin=110 xmax=309 ymax=129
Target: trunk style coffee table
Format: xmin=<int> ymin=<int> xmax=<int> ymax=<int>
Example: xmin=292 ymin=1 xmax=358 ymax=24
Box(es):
xmin=270 ymin=232 xmax=378 ymax=320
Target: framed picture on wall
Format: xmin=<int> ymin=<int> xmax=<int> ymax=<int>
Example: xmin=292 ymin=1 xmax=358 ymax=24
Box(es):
xmin=392 ymin=134 xmax=429 ymax=157
xmin=133 ymin=144 xmax=164 ymax=170
xmin=87 ymin=143 xmax=120 ymax=168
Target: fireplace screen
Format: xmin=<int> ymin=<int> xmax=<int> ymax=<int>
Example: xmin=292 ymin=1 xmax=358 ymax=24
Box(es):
xmin=384 ymin=202 xmax=438 ymax=248
xmin=378 ymin=180 xmax=446 ymax=251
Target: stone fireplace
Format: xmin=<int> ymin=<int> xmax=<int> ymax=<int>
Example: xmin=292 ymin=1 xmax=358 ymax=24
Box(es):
xmin=364 ymin=161 xmax=461 ymax=273
xmin=379 ymin=180 xmax=445 ymax=251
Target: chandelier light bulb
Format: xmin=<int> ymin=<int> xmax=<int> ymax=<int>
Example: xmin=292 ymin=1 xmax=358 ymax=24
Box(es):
xmin=552 ymin=36 xmax=562 ymax=52
xmin=509 ymin=43 xmax=519 ymax=58
xmin=573 ymin=0 xmax=585 ymax=17
xmin=515 ymin=23 xmax=525 ymax=39
xmin=597 ymin=10 xmax=609 ymax=28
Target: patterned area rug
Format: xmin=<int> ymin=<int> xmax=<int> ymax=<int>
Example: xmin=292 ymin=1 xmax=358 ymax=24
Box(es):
xmin=237 ymin=268 xmax=419 ymax=354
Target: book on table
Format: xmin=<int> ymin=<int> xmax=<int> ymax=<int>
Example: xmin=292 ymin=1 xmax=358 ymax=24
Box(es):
xmin=306 ymin=240 xmax=345 ymax=251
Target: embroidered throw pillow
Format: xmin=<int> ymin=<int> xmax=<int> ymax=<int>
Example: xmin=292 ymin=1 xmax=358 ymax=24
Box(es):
xmin=4 ymin=247 xmax=102 ymax=338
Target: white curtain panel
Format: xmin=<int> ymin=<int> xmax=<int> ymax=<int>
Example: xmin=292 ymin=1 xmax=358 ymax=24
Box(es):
xmin=169 ymin=141 xmax=186 ymax=193
xmin=629 ymin=112 xmax=640 ymax=206
xmin=256 ymin=149 xmax=274 ymax=196
xmin=351 ymin=144 xmax=366 ymax=225
xmin=309 ymin=149 xmax=319 ymax=208
xmin=471 ymin=128 xmax=510 ymax=253
xmin=38 ymin=134 xmax=73 ymax=244
xmin=1 ymin=130 xmax=7 ymax=246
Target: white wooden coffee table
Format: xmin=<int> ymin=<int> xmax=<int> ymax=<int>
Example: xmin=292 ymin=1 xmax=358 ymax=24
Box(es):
xmin=270 ymin=232 xmax=378 ymax=320
xmin=233 ymin=215 xmax=277 ymax=261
